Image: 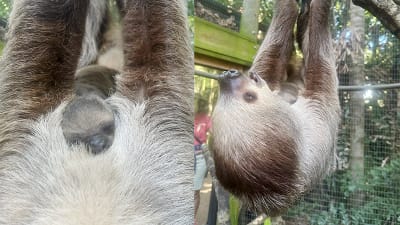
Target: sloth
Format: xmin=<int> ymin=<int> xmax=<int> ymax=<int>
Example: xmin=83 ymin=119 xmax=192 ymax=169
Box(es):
xmin=0 ymin=0 xmax=193 ymax=224
xmin=211 ymin=0 xmax=340 ymax=215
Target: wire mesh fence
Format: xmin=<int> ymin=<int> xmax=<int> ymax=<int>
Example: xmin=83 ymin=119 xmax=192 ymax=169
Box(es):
xmin=281 ymin=87 xmax=400 ymax=225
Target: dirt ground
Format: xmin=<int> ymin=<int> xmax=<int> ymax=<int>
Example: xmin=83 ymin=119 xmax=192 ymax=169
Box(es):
xmin=196 ymin=174 xmax=212 ymax=225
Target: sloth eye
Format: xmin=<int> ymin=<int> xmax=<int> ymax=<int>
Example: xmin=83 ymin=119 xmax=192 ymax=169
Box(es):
xmin=243 ymin=92 xmax=257 ymax=103
xmin=102 ymin=123 xmax=115 ymax=135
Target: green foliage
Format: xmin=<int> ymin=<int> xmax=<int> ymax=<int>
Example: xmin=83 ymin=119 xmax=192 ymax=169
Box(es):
xmin=194 ymin=65 xmax=220 ymax=114
xmin=188 ymin=0 xmax=194 ymax=16
xmin=287 ymin=158 xmax=400 ymax=225
xmin=258 ymin=0 xmax=273 ymax=31
xmin=0 ymin=0 xmax=10 ymax=19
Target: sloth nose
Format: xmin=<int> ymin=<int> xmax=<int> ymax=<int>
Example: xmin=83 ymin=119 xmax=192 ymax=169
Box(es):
xmin=88 ymin=135 xmax=110 ymax=154
xmin=218 ymin=69 xmax=244 ymax=93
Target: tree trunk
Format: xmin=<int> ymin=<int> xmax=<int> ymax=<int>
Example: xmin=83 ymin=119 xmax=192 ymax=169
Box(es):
xmin=349 ymin=2 xmax=365 ymax=206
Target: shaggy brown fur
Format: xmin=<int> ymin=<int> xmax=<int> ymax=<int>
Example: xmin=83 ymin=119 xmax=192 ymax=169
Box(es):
xmin=212 ymin=0 xmax=340 ymax=215
xmin=0 ymin=1 xmax=87 ymax=120
xmin=117 ymin=1 xmax=193 ymax=107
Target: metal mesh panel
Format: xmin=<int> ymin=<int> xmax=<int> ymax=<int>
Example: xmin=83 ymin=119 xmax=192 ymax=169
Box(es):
xmin=283 ymin=91 xmax=400 ymax=225
xmin=282 ymin=5 xmax=400 ymax=224
xmin=233 ymin=78 xmax=400 ymax=225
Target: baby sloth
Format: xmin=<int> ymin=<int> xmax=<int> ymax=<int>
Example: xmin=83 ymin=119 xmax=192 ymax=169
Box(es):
xmin=211 ymin=0 xmax=340 ymax=216
xmin=61 ymin=65 xmax=118 ymax=154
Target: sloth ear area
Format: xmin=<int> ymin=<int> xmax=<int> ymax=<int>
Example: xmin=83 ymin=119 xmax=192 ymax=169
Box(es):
xmin=248 ymin=71 xmax=269 ymax=88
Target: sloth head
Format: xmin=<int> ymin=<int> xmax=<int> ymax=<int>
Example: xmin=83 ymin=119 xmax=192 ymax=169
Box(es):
xmin=61 ymin=95 xmax=115 ymax=154
xmin=211 ymin=71 xmax=303 ymax=215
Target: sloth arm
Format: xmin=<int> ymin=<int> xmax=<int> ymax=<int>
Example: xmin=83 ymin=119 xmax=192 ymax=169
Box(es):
xmin=0 ymin=0 xmax=89 ymax=120
xmin=250 ymin=0 xmax=298 ymax=91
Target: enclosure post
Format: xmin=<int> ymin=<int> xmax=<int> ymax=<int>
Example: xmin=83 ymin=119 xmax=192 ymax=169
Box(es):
xmin=239 ymin=0 xmax=260 ymax=40
xmin=349 ymin=2 xmax=365 ymax=207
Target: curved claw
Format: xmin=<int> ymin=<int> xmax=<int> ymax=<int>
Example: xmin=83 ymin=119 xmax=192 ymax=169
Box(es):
xmin=219 ymin=69 xmax=241 ymax=80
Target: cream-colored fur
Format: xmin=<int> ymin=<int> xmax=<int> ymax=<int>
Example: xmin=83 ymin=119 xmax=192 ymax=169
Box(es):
xmin=0 ymin=96 xmax=193 ymax=225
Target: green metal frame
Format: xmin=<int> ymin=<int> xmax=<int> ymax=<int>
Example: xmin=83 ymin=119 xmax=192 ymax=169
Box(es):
xmin=194 ymin=17 xmax=259 ymax=67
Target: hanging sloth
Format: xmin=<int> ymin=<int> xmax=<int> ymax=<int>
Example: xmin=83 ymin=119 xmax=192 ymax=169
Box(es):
xmin=212 ymin=0 xmax=340 ymax=215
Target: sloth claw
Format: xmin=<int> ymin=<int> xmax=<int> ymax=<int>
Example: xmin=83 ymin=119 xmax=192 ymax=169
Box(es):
xmin=220 ymin=69 xmax=241 ymax=80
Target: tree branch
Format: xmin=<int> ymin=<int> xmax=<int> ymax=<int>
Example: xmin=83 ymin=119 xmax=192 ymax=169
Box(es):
xmin=352 ymin=0 xmax=400 ymax=39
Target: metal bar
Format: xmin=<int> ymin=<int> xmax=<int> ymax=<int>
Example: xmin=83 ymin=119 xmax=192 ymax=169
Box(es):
xmin=195 ymin=70 xmax=400 ymax=91
xmin=195 ymin=70 xmax=220 ymax=80
xmin=338 ymin=83 xmax=400 ymax=91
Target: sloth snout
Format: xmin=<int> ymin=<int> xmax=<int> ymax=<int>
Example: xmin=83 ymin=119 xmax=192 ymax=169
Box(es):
xmin=88 ymin=134 xmax=111 ymax=154
xmin=218 ymin=70 xmax=244 ymax=94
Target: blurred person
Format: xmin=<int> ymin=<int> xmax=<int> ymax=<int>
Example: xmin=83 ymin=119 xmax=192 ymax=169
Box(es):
xmin=194 ymin=98 xmax=211 ymax=220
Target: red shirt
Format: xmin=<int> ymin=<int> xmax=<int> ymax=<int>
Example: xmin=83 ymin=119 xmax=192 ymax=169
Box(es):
xmin=194 ymin=113 xmax=212 ymax=146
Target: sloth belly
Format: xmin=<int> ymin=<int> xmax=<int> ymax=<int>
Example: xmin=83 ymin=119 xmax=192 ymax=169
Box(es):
xmin=0 ymin=97 xmax=193 ymax=224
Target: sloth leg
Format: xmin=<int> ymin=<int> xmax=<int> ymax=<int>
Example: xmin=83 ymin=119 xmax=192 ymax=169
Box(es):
xmin=250 ymin=0 xmax=298 ymax=91
xmin=301 ymin=0 xmax=337 ymax=98
xmin=0 ymin=0 xmax=89 ymax=120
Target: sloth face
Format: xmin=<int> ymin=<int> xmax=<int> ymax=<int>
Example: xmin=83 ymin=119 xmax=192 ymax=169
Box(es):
xmin=211 ymin=71 xmax=303 ymax=214
xmin=61 ymin=95 xmax=115 ymax=154
xmin=218 ymin=71 xmax=270 ymax=105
